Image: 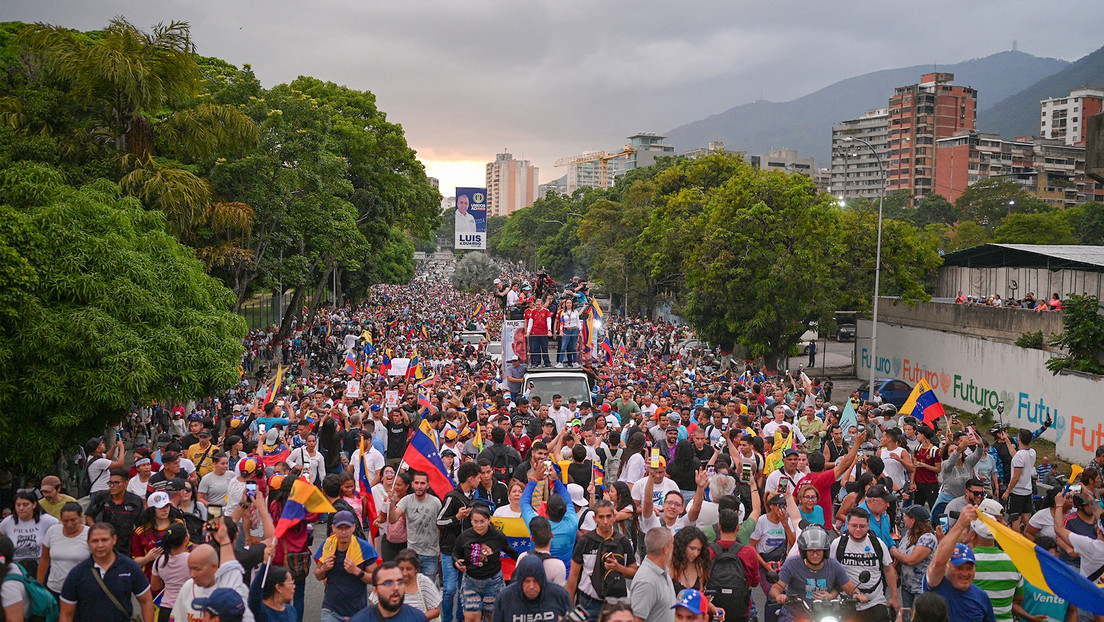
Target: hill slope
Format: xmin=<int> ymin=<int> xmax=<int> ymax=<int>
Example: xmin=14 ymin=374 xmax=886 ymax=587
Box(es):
xmin=666 ymin=51 xmax=1068 ymax=167
xmin=980 ymin=45 xmax=1104 ymax=138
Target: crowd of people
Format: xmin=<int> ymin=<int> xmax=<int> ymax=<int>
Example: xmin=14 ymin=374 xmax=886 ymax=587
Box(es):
xmin=0 ymin=255 xmax=1098 ymax=622
xmin=954 ymin=290 xmax=1063 ymax=311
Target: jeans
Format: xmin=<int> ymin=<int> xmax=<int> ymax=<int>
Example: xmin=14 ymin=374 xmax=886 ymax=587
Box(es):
xmin=560 ymin=329 xmax=579 ymax=364
xmin=901 ymin=588 xmax=919 ymax=609
xmin=321 ymin=609 xmax=354 ymax=622
xmin=529 ymin=335 xmax=550 ymax=366
xmin=461 ymin=572 xmax=505 ymax=616
xmin=419 ymin=553 xmax=440 ymax=584
xmin=575 ymin=591 xmax=604 ymax=622
xmin=931 ymin=491 xmax=954 ymax=523
xmin=293 ymin=576 xmax=306 ymax=622
xmin=441 ymin=553 xmax=461 ymax=622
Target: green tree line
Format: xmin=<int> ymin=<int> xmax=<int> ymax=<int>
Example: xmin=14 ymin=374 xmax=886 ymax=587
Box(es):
xmin=0 ymin=18 xmax=439 ymax=468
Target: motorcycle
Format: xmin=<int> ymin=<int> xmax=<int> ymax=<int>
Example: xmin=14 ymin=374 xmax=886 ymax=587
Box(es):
xmin=781 ymin=593 xmax=861 ymax=622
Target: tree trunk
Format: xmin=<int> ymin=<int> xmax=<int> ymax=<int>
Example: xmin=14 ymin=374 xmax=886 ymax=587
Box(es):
xmin=305 ymin=263 xmax=335 ymax=328
xmin=334 ymin=266 xmax=344 ymax=306
xmin=275 ymin=287 xmax=305 ymax=341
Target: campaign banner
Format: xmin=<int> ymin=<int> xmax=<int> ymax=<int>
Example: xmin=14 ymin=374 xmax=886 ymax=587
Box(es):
xmin=454 ymin=187 xmax=487 ymax=250
xmin=501 ymin=319 xmax=526 ymax=376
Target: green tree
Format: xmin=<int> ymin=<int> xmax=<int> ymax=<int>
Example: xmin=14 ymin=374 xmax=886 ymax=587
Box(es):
xmin=1066 ymin=202 xmax=1104 ymax=245
xmin=912 ymin=193 xmax=958 ymax=227
xmin=1045 ymin=294 xmax=1104 ymax=375
xmin=950 ymin=220 xmax=992 ymax=250
xmin=994 ymin=212 xmax=1075 ymax=244
xmin=955 ymin=178 xmax=1051 ymax=229
xmin=0 ymin=162 xmax=245 ymax=470
xmin=452 ymin=251 xmax=499 ymax=292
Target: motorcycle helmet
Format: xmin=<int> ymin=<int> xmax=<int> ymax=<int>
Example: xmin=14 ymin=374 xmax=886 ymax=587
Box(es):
xmin=797 ymin=525 xmax=831 ymax=560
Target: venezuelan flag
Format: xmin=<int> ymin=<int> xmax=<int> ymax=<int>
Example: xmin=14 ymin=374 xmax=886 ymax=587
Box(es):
xmin=344 ymin=351 xmax=357 ymax=375
xmin=492 ymin=516 xmax=534 ymax=581
xmin=406 ymin=353 xmax=420 ymax=379
xmin=420 ymin=326 xmax=429 ymax=340
xmin=274 ymin=478 xmax=336 ymax=538
xmin=262 ymin=364 xmax=285 ymax=406
xmin=592 ymin=464 xmax=604 ymax=488
xmin=387 ymin=319 xmax=400 ymax=334
xmin=899 ymin=379 xmax=945 ymax=425
xmin=357 ymin=436 xmax=379 ymax=537
xmin=978 ymin=513 xmax=1104 ymax=614
xmin=417 ymin=392 xmax=436 ymax=413
xmin=380 ymin=350 xmax=392 ymax=375
xmin=587 ymin=299 xmax=604 ymax=321
xmin=416 ymin=371 xmax=436 ymax=387
xmin=473 ymin=302 xmax=487 ymax=319
xmin=600 ymin=337 xmax=613 ymax=364
xmin=401 ymin=429 xmax=454 ymax=499
xmin=361 ymin=330 xmax=374 ymax=354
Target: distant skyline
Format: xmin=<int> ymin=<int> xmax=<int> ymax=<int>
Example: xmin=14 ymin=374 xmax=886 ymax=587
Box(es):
xmin=4 ymin=1 xmax=1103 ymax=197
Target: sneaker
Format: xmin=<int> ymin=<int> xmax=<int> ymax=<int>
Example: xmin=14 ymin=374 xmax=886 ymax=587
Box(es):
xmin=555 ymin=363 xmax=564 ymax=368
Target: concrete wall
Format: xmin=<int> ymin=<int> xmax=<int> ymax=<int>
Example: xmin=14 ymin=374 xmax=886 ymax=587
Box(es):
xmin=877 ymin=297 xmax=1065 ymax=344
xmin=937 ymin=266 xmax=1104 ymax=302
xmin=855 ymin=318 xmax=1104 ymax=464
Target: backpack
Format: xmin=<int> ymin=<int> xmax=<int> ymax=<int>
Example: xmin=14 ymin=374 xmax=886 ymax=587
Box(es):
xmin=705 ymin=542 xmax=750 ymax=620
xmin=490 ymin=447 xmax=520 ymax=484
xmin=599 ymin=447 xmax=622 ymax=485
xmin=2 ymin=564 xmax=59 ymax=622
xmin=589 ymin=533 xmax=629 ymax=599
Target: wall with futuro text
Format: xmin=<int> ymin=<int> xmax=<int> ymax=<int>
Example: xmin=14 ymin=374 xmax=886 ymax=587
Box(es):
xmin=856 ymin=319 xmax=1104 ymax=465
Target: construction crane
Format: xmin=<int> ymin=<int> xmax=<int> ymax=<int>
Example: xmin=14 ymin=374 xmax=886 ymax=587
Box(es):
xmin=554 ymin=145 xmax=637 ymax=188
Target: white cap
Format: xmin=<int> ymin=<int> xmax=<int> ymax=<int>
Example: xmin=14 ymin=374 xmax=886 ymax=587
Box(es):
xmin=148 ymin=491 xmax=172 ymax=509
xmin=971 ymin=498 xmax=1005 ymax=539
xmin=567 ymin=483 xmax=586 ymax=507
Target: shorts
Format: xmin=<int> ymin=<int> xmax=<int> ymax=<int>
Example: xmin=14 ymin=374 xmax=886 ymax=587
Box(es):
xmin=1008 ymin=492 xmax=1034 ymax=516
xmin=462 ymin=572 xmax=504 ymax=615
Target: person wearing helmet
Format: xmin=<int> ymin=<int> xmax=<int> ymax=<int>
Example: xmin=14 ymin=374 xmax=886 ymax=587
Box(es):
xmin=769 ymin=525 xmax=866 ymax=621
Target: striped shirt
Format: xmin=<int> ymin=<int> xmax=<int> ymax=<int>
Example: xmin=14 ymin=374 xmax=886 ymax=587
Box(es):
xmin=973 ymin=546 xmax=1025 ymax=621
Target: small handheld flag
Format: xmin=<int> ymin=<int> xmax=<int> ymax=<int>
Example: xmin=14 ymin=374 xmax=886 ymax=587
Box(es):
xmin=401 ymin=429 xmax=454 ymax=499
xmin=899 ymin=379 xmax=945 ymax=425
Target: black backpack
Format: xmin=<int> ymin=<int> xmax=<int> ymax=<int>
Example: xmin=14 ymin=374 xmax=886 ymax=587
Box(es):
xmin=834 ymin=534 xmax=885 ymax=593
xmin=705 ymin=541 xmax=750 ymax=619
xmin=589 ymin=533 xmax=629 ymax=598
xmin=490 ymin=447 xmax=520 ymax=484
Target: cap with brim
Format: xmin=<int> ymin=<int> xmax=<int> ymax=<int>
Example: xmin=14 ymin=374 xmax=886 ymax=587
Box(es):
xmin=866 ymin=484 xmax=893 ymax=500
xmin=767 ymin=494 xmax=787 ymax=506
xmin=147 ymin=491 xmax=172 ymax=508
xmin=567 ymin=483 xmax=586 ymax=507
xmin=950 ymin=543 xmax=976 ymax=566
xmin=333 ymin=510 xmax=357 ymax=527
xmin=192 ymin=588 xmax=246 ymax=619
xmin=671 ymin=589 xmax=709 ymax=615
xmin=906 ymin=505 xmax=931 ymax=522
xmin=167 ymin=478 xmax=187 ymax=492
xmin=783 ymin=449 xmax=800 ymax=458
xmin=198 ymin=429 xmax=212 ymax=437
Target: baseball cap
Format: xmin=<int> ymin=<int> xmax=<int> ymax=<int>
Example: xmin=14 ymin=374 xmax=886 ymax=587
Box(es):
xmin=192 ymin=588 xmax=246 ymax=619
xmin=161 ymin=450 xmax=181 ymax=463
xmin=147 ymin=491 xmax=172 ymax=509
xmin=866 ymin=484 xmax=893 ymax=501
xmin=166 ymin=478 xmax=187 ymax=492
xmin=444 ymin=429 xmax=459 ymax=441
xmin=333 ymin=510 xmax=358 ymax=527
xmin=767 ymin=494 xmax=788 ymax=506
xmin=197 ymin=429 xmax=212 ymax=437
xmin=268 ymin=474 xmax=285 ymax=490
xmin=668 ymin=413 xmax=682 ymax=424
xmin=950 ymin=543 xmax=976 ymax=566
xmin=906 ymin=505 xmax=931 ymax=522
xmin=232 ymin=404 xmax=243 ymax=412
xmin=672 ymin=589 xmax=709 ymax=615
xmin=972 ymin=499 xmax=1005 ymax=538
xmin=566 ymin=483 xmax=586 ymax=507
xmin=783 ymin=448 xmax=800 ymax=458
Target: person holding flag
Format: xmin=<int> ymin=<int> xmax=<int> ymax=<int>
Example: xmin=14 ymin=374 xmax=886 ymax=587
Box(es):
xmin=313 ymin=510 xmax=379 ymax=622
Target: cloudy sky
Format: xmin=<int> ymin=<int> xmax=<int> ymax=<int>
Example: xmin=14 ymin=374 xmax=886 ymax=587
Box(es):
xmin=6 ymin=1 xmax=1102 ymax=196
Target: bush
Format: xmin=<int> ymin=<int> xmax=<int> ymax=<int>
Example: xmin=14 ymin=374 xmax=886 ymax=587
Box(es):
xmin=1045 ymin=294 xmax=1104 ymax=375
xmin=1016 ymin=331 xmax=1044 ymax=349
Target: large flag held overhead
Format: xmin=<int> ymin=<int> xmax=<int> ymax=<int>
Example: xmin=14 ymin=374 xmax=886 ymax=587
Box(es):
xmin=401 ymin=429 xmax=454 ymax=499
xmin=977 ymin=512 xmax=1104 ymax=614
xmin=899 ymin=379 xmax=945 ymax=426
xmin=274 ymin=478 xmax=336 ymax=538
xmin=261 ymin=364 xmax=286 ymax=406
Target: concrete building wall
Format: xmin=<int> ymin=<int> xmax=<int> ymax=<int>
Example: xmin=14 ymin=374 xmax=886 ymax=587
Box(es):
xmin=937 ymin=265 xmax=1104 ymax=303
xmin=855 ymin=318 xmax=1101 ymax=465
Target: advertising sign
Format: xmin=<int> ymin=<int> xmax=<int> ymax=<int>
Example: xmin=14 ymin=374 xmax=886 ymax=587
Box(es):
xmin=501 ymin=319 xmax=526 ymax=376
xmin=454 ymin=187 xmax=487 ymax=250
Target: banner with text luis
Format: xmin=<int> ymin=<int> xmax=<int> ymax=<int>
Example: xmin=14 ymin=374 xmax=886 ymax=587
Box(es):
xmin=454 ymin=187 xmax=487 ymax=249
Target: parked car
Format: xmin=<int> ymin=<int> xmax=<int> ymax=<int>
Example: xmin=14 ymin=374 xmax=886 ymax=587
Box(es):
xmin=836 ymin=323 xmax=856 ymax=341
xmin=855 ymin=378 xmax=913 ymax=409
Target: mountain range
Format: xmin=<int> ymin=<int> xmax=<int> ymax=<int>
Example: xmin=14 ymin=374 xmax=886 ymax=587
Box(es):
xmin=664 ymin=49 xmax=1101 ymax=168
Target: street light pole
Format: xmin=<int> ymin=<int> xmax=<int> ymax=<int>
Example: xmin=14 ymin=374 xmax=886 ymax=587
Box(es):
xmin=845 ymin=136 xmax=885 ymax=402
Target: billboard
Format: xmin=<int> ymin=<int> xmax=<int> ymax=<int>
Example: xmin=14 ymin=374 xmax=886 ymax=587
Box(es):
xmin=454 ymin=187 xmax=487 ymax=250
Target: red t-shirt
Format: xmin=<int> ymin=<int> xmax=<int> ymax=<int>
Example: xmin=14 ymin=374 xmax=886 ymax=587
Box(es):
xmin=796 ymin=469 xmax=836 ymax=527
xmin=914 ymin=444 xmax=941 ymax=484
xmin=524 ymin=308 xmax=551 ymax=336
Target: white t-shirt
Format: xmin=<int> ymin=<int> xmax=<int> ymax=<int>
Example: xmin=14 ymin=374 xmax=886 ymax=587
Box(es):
xmin=763 ymin=420 xmax=806 ymax=443
xmin=880 ymin=447 xmax=909 ymax=490
xmin=127 ymin=474 xmax=152 ymax=499
xmin=630 ymin=476 xmax=681 ymax=513
xmin=41 ymin=524 xmax=89 ymax=592
xmin=288 ymin=447 xmax=324 ymax=485
xmin=1028 ymin=508 xmax=1056 ymax=539
xmin=639 ymin=512 xmax=692 ymax=536
xmin=750 ymin=514 xmax=791 ymax=554
xmin=1069 ymin=533 xmax=1104 ymax=578
xmin=829 ymin=535 xmax=892 ymax=610
xmin=171 ymin=561 xmax=255 ymax=622
xmin=87 ymin=457 xmax=114 ymax=494
xmin=351 ymin=446 xmax=385 ymax=488
xmin=549 ymin=406 xmax=574 ymax=432
xmin=0 ymin=565 xmax=30 ymax=611
xmin=517 ymin=550 xmax=568 ymax=586
xmin=1010 ymin=448 xmax=1037 ymax=495
xmin=620 ymin=453 xmax=646 ymax=485
xmin=765 ymin=469 xmax=805 ymax=495
xmin=0 ymin=514 xmax=59 ymax=563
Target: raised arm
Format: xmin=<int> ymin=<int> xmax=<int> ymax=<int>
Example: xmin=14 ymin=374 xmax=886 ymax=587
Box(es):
xmin=833 ymin=430 xmax=867 ymax=478
xmin=927 ymin=503 xmax=976 ymax=588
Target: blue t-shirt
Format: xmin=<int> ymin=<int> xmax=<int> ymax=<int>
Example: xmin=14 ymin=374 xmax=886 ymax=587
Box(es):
xmin=856 ymin=502 xmax=895 ymax=549
xmin=1022 ymin=582 xmax=1068 ymax=622
xmin=349 ymin=604 xmax=428 ymax=622
xmin=923 ymin=574 xmax=995 ymax=622
xmin=800 ymin=506 xmax=825 ymax=526
xmin=60 ymin=555 xmax=150 ymax=622
xmin=312 ymin=538 xmax=379 ymax=616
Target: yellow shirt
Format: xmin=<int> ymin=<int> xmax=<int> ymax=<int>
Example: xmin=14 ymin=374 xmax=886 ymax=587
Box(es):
xmin=188 ymin=442 xmax=217 ymax=478
xmin=39 ymin=494 xmax=78 ymax=519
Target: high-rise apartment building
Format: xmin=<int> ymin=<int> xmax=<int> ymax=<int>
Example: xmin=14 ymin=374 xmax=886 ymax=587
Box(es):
xmin=830 ymin=108 xmax=890 ymax=200
xmin=485 ymin=152 xmax=538 ymax=217
xmin=886 ymin=73 xmax=977 ymax=199
xmin=555 ymin=133 xmax=675 ymax=193
xmin=1040 ymin=88 xmax=1104 ymax=147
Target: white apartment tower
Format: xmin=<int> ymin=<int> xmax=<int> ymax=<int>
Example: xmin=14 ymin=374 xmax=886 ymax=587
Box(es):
xmin=486 ymin=152 xmax=538 ymax=217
